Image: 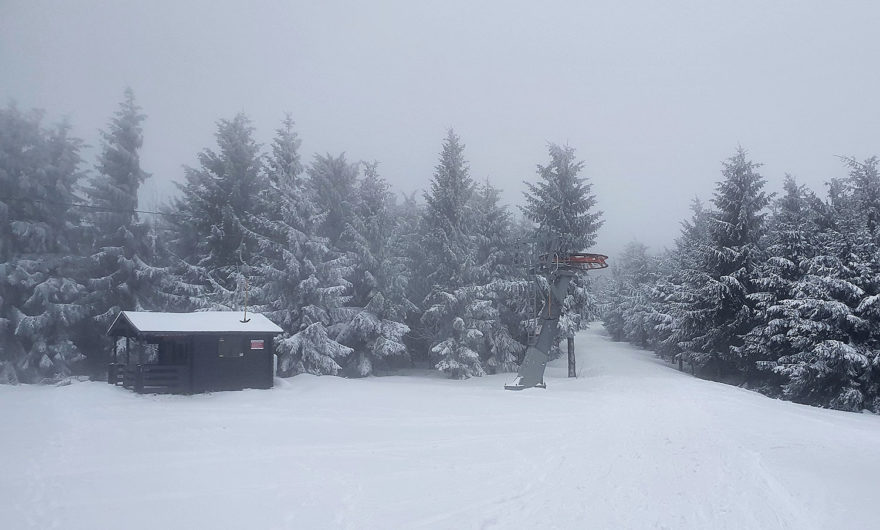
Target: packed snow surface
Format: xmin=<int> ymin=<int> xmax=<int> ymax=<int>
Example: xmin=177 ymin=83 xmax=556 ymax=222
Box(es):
xmin=3 ymin=325 xmax=879 ymax=529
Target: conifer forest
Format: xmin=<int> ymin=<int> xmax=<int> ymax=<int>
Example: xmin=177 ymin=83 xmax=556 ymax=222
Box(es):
xmin=601 ymin=153 xmax=880 ymax=413
xmin=2 ymin=90 xmax=880 ymax=414
xmin=0 ymin=92 xmax=601 ymax=385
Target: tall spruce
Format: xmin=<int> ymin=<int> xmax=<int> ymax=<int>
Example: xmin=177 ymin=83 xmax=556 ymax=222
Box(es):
xmin=255 ymin=117 xmax=352 ymax=376
xmin=421 ymin=130 xmax=475 ymax=290
xmin=165 ymin=113 xmax=266 ymax=309
xmin=660 ymin=199 xmax=714 ymax=366
xmin=467 ymin=180 xmax=525 ymax=373
xmin=768 ymin=160 xmax=880 ymax=410
xmin=740 ymin=175 xmax=818 ymax=387
xmin=418 ymin=130 xmax=483 ymax=377
xmin=80 ymin=89 xmax=157 ymax=370
xmin=521 ymin=143 xmax=604 ymax=347
xmin=679 ymin=148 xmax=770 ymax=379
xmin=291 ymin=152 xmax=359 ymax=373
xmin=251 ymin=114 xmax=310 ymax=335
xmin=0 ymin=105 xmax=88 ymax=383
xmin=336 ymin=163 xmax=415 ymax=376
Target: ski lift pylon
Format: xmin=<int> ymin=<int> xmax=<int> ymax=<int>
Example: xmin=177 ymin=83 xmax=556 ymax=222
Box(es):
xmin=505 ymin=251 xmax=608 ymax=391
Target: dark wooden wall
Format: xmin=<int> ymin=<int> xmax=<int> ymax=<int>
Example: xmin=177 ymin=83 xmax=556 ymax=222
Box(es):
xmin=191 ymin=334 xmax=274 ymax=393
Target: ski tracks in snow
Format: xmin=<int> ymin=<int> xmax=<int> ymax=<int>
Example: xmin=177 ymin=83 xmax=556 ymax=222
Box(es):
xmin=3 ymin=324 xmax=880 ymax=529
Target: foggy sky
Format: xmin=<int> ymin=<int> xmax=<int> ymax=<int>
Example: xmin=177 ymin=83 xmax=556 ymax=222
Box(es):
xmin=3 ymin=0 xmax=879 ymax=257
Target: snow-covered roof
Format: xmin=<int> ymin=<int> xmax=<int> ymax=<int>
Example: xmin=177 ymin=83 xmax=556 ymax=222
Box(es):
xmin=108 ymin=311 xmax=283 ymax=336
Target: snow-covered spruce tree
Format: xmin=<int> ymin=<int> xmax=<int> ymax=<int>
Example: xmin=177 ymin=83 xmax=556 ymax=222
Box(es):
xmin=336 ymin=163 xmax=415 ymax=376
xmin=663 ymin=198 xmax=715 ymax=366
xmin=619 ymin=241 xmax=657 ymax=348
xmin=639 ymin=251 xmax=682 ymax=360
xmin=521 ymin=143 xmax=603 ymax=351
xmin=295 ymin=152 xmax=361 ymax=373
xmin=164 ymin=113 xmax=266 ymax=310
xmin=415 ymin=138 xmax=525 ymax=377
xmin=770 ymin=260 xmax=874 ymax=410
xmin=0 ymin=105 xmax=89 ymax=383
xmin=251 ymin=116 xmax=352 ymax=376
xmin=843 ymin=157 xmax=880 ymax=410
xmin=678 ymin=148 xmax=770 ymax=380
xmin=766 ymin=159 xmax=880 ymax=411
xmin=79 ymin=88 xmax=159 ymax=370
xmin=768 ymin=238 xmax=876 ymax=410
xmin=283 ymin=320 xmax=352 ymax=376
xmin=464 ymin=180 xmax=525 ymax=373
xmin=418 ymin=130 xmax=483 ymax=377
xmin=739 ymin=175 xmax=820 ymax=389
xmin=600 ymin=241 xmax=657 ymax=348
xmin=471 ymin=180 xmax=514 ymax=284
xmin=420 ymin=130 xmax=476 ymax=290
xmin=432 ymin=316 xmax=484 ymax=379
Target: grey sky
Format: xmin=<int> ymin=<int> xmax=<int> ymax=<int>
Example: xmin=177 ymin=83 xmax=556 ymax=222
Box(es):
xmin=2 ymin=0 xmax=879 ymax=257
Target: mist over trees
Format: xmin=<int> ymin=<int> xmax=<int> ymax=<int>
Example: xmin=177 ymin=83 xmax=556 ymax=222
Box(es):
xmin=600 ymin=150 xmax=880 ymax=413
xmin=0 ymin=92 xmax=603 ymax=385
xmin=5 ymin=90 xmax=880 ymax=414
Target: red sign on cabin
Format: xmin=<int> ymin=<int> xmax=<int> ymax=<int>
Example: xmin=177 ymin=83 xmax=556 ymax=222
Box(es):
xmin=250 ymin=339 xmax=265 ymax=350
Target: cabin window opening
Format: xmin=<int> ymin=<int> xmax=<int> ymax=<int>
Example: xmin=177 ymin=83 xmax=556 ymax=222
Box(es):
xmin=218 ymin=336 xmax=245 ymax=358
xmin=125 ymin=339 xmax=158 ymax=364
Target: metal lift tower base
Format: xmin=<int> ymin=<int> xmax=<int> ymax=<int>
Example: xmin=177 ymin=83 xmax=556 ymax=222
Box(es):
xmin=504 ymin=272 xmax=571 ymax=391
xmin=504 ymin=380 xmax=546 ymax=391
xmin=504 ymin=345 xmax=549 ymax=389
xmin=504 ymin=253 xmax=608 ymax=391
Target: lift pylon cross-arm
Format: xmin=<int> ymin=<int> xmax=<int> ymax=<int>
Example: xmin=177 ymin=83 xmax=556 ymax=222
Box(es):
xmin=504 ymin=252 xmax=608 ymax=391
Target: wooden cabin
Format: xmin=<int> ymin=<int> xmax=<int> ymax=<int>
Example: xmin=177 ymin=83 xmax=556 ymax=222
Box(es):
xmin=107 ymin=311 xmax=283 ymax=394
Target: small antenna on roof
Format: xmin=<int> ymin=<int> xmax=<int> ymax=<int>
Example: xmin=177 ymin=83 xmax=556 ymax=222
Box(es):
xmin=239 ymin=250 xmax=251 ymax=323
xmin=240 ymin=274 xmax=251 ymax=323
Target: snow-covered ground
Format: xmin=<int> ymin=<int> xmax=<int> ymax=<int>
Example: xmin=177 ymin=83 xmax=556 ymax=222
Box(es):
xmin=3 ymin=325 xmax=879 ymax=530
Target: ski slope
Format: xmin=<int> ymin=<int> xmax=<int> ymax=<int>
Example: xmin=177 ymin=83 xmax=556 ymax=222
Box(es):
xmin=2 ymin=325 xmax=879 ymax=529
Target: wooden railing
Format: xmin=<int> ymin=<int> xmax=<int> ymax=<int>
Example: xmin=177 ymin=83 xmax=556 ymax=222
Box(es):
xmin=109 ymin=363 xmax=190 ymax=394
xmin=108 ymin=363 xmax=123 ymax=386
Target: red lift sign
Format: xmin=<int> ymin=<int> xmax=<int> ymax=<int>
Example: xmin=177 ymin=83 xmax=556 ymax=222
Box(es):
xmin=250 ymin=339 xmax=265 ymax=350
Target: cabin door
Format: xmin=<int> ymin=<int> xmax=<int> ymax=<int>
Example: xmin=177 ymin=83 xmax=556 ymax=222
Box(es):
xmin=215 ymin=335 xmax=248 ymax=390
